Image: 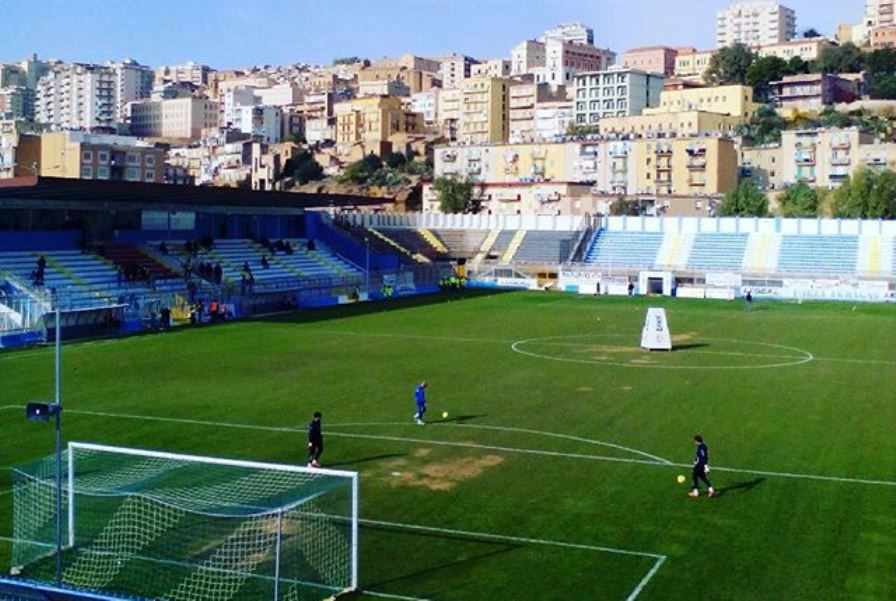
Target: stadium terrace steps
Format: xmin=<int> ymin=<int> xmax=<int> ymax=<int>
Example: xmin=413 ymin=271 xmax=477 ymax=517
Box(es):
xmin=500 ymin=230 xmax=528 ymax=264
xmin=372 ymin=228 xmax=447 ymax=262
xmin=687 ymin=233 xmax=749 ymax=272
xmin=418 ymin=228 xmax=449 ymax=254
xmin=584 ymin=230 xmax=665 ymax=269
xmin=741 ymin=233 xmax=781 ymax=274
xmin=656 ymin=233 xmax=694 ymax=269
xmin=434 ymin=229 xmax=489 ymax=260
xmin=512 ymin=230 xmax=579 ymax=263
xmin=367 ymin=228 xmax=431 ymax=263
xmin=471 ymin=229 xmax=501 ymax=266
xmin=776 ymin=235 xmax=859 ymax=276
xmin=857 ymin=236 xmax=895 ymax=276
xmin=101 ymin=245 xmax=179 ymax=281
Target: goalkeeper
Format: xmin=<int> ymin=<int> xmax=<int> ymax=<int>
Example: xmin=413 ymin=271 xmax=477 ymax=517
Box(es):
xmin=307 ymin=412 xmax=323 ymax=468
xmin=689 ymin=435 xmax=715 ymax=498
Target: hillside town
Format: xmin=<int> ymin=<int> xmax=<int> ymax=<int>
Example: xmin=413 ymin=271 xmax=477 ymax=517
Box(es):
xmin=3 ymin=1 xmax=896 ymax=218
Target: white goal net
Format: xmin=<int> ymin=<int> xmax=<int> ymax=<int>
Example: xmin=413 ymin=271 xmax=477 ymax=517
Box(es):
xmin=11 ymin=442 xmax=359 ymax=601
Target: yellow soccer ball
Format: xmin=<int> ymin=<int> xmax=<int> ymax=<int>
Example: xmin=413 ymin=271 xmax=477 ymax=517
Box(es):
xmin=677 ymin=475 xmax=686 ymax=484
xmin=442 ymin=411 xmax=449 ymax=419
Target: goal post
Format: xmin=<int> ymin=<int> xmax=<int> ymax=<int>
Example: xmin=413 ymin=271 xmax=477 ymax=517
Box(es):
xmin=12 ymin=442 xmax=359 ymax=601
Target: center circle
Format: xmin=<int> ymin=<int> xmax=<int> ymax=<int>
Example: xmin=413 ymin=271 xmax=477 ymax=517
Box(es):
xmin=510 ymin=334 xmax=814 ymax=370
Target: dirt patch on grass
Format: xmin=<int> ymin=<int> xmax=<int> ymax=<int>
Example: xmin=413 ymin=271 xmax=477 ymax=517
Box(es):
xmin=381 ymin=454 xmax=505 ymax=492
xmin=621 ymin=385 xmax=633 ymax=391
xmin=413 ymin=448 xmax=432 ymax=458
xmin=629 ymin=358 xmax=652 ymax=364
xmin=577 ymin=386 xmax=594 ymax=392
xmin=672 ymin=332 xmax=698 ymax=343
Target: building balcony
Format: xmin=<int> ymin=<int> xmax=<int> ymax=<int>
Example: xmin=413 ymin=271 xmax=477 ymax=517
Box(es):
xmin=609 ymin=148 xmax=628 ymax=158
xmin=832 ymin=139 xmax=851 ymax=149
xmin=655 ymin=177 xmax=672 ymax=184
xmin=830 ymin=156 xmax=851 ymax=166
xmin=686 ymin=146 xmax=707 ymax=156
xmin=797 ymin=174 xmax=816 ymax=183
xmin=795 ymin=154 xmax=815 ymax=166
xmin=654 ymin=146 xmax=672 ymax=156
xmin=687 ymin=160 xmax=707 ymax=170
xmin=689 ymin=179 xmax=707 ymax=187
xmin=656 ymin=164 xmax=672 ymax=172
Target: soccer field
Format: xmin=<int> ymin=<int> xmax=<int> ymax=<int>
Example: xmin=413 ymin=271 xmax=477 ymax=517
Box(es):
xmin=2 ymin=291 xmax=895 ymax=601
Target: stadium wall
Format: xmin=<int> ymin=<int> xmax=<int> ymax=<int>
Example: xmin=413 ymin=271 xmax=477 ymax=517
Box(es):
xmin=0 ymin=231 xmax=81 ymax=251
xmin=346 ymin=212 xmax=587 ymax=231
xmin=604 ymin=215 xmax=896 ymax=236
xmin=305 ymin=212 xmax=400 ymax=270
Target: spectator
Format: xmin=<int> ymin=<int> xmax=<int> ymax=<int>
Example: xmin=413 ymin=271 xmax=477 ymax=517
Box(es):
xmin=261 ymin=255 xmax=270 ymax=270
xmin=160 ymin=306 xmax=171 ymax=329
xmin=628 ymin=281 xmax=635 ymax=296
xmin=306 ymin=239 xmax=316 ymax=252
xmin=214 ymin=263 xmax=223 ymax=285
xmin=159 ymin=241 xmax=169 ymax=255
xmin=284 ymin=241 xmax=294 ymax=255
xmin=187 ymin=280 xmax=197 ymax=303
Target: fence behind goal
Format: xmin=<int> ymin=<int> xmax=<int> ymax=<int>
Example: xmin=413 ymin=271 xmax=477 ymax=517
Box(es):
xmin=11 ymin=443 xmax=359 ymax=601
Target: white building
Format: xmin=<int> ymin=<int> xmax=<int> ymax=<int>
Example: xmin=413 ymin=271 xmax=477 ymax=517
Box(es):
xmin=471 ymin=59 xmax=512 ymax=79
xmin=866 ymin=0 xmax=895 ymax=27
xmin=411 ymin=89 xmax=439 ymax=126
xmin=573 ymin=67 xmax=665 ymax=126
xmin=128 ymin=97 xmax=219 ymax=140
xmin=35 ymin=64 xmax=118 ymax=131
xmin=236 ymin=105 xmax=282 ymax=143
xmin=511 ymin=40 xmax=547 ymax=76
xmin=255 ymin=83 xmax=304 ymax=107
xmin=358 ymin=79 xmax=410 ymax=97
xmin=716 ymin=1 xmax=797 ymax=47
xmin=534 ymin=101 xmax=574 ymax=140
xmin=439 ymin=54 xmax=478 ymax=89
xmin=222 ymin=86 xmax=260 ymax=128
xmin=545 ymin=38 xmax=616 ymax=86
xmin=108 ymin=60 xmax=154 ymax=123
xmin=541 ymin=23 xmax=595 ymax=45
xmin=154 ymin=62 xmax=214 ymax=86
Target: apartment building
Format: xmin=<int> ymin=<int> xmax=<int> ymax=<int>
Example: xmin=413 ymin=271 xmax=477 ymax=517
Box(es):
xmin=357 ymin=65 xmax=439 ymax=95
xmin=599 ymin=110 xmax=743 ymax=137
xmin=631 ymin=137 xmax=738 ymax=196
xmin=221 ymin=86 xmax=260 ymax=128
xmin=871 ymin=24 xmax=896 ymax=47
xmin=370 ymin=54 xmax=441 ymax=74
xmin=471 ymin=59 xmax=512 ymax=79
xmin=769 ymin=74 xmax=859 ymax=111
xmin=154 ymin=62 xmax=214 ymax=86
xmin=437 ymin=88 xmax=462 ymax=140
xmin=255 ymin=84 xmax=303 ymax=107
xmin=509 ymin=83 xmax=567 ymax=143
xmin=644 ymin=84 xmax=757 ymax=118
xmin=128 ymin=97 xmax=219 ymax=140
xmin=716 ymin=1 xmax=797 ymax=47
xmin=622 ymin=47 xmax=680 ymax=76
xmin=573 ymin=67 xmax=665 ymax=126
xmin=511 ymin=41 xmax=547 ymax=76
xmin=457 ymin=78 xmax=514 ymax=144
xmin=741 ymin=143 xmax=784 ymax=190
xmin=108 ymin=60 xmax=155 ymax=122
xmin=0 ymin=88 xmax=27 ymax=121
xmin=334 ymin=95 xmax=422 ymax=159
xmin=36 ymin=64 xmax=117 ymax=131
xmin=411 ymin=89 xmax=440 ymax=126
xmin=756 ymin=38 xmax=833 ymax=61
xmin=545 ymin=38 xmax=616 ymax=85
xmin=25 ymin=131 xmax=165 ymax=182
xmin=674 ymin=49 xmax=718 ymax=81
xmin=358 ymin=79 xmax=411 ymax=97
xmin=866 ymin=0 xmax=895 ymax=28
xmin=439 ymin=54 xmax=478 ymax=89
xmin=534 ymin=101 xmax=574 ymax=140
xmin=780 ymin=128 xmax=874 ymax=188
xmin=235 ymin=106 xmax=283 ymax=144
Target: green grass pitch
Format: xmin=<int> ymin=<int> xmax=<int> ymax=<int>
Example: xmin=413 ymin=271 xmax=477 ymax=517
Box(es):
xmin=2 ymin=291 xmax=895 ymax=600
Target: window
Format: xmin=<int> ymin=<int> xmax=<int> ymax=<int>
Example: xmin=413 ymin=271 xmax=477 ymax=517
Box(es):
xmin=127 ymin=153 xmax=139 ymax=165
xmin=82 ymin=151 xmax=93 ymax=162
xmin=126 ymin=167 xmax=140 ymax=181
xmin=145 ymin=155 xmax=155 ymax=167
xmin=145 ymin=170 xmax=155 ymax=181
xmin=80 ymin=165 xmax=93 ymax=178
xmin=97 ymin=151 xmax=109 ymax=164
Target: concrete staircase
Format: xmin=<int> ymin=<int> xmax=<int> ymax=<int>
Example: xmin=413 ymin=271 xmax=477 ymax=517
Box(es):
xmin=368 ymin=228 xmax=431 ymax=264
xmin=471 ymin=229 xmax=501 ymax=267
xmin=656 ymin=233 xmax=694 ymax=269
xmin=742 ymin=233 xmax=781 ymax=273
xmin=418 ymin=228 xmax=448 ymax=254
xmin=501 ymin=230 xmax=528 ymax=264
xmin=857 ymin=236 xmax=893 ymax=276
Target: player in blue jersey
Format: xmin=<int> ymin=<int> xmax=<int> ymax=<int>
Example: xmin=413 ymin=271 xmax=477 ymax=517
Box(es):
xmin=689 ymin=435 xmax=715 ymax=498
xmin=413 ymin=381 xmax=427 ymax=425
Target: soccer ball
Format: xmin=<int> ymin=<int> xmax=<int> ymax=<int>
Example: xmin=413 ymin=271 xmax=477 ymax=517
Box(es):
xmin=442 ymin=411 xmax=449 ymax=419
xmin=677 ymin=475 xmax=686 ymax=484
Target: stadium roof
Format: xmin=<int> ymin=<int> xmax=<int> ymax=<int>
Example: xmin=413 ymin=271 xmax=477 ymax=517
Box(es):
xmin=0 ymin=177 xmax=392 ymax=214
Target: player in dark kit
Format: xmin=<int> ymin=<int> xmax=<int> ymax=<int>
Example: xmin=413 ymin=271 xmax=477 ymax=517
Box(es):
xmin=689 ymin=435 xmax=715 ymax=498
xmin=414 ymin=381 xmax=427 ymax=425
xmin=307 ymin=412 xmax=323 ymax=468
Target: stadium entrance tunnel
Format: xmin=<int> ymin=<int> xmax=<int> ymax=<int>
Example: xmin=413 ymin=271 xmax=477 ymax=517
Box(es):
xmin=510 ymin=334 xmax=814 ymax=370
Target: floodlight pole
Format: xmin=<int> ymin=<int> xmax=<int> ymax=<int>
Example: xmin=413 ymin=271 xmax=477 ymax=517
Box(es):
xmin=365 ymin=236 xmax=370 ymax=293
xmin=53 ymin=306 xmax=63 ymax=586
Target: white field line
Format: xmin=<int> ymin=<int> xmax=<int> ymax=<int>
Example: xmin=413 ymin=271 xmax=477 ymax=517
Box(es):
xmin=5 ymin=406 xmax=895 ymax=488
xmin=625 ymin=556 xmax=667 ymax=601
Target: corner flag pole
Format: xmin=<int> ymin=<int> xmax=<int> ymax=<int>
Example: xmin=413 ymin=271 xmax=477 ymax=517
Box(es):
xmin=54 ymin=306 xmax=63 ymax=586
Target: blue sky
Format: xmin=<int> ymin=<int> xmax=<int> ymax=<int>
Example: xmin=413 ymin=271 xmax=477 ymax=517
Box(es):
xmin=3 ymin=0 xmax=862 ymax=69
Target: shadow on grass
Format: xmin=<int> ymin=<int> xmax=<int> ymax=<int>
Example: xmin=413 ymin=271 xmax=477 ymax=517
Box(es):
xmin=325 ymin=453 xmax=406 ymax=468
xmin=714 ymin=477 xmax=766 ymax=498
xmin=672 ymin=343 xmax=710 ymax=351
xmin=428 ymin=414 xmax=487 ymax=425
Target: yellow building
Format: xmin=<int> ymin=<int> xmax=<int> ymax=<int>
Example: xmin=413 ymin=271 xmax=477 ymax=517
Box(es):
xmin=334 ymin=96 xmax=422 ymax=160
xmin=29 ymin=131 xmax=165 ymax=182
xmin=631 ymin=137 xmax=738 ymax=196
xmin=458 ymin=77 xmax=514 ymax=144
xmin=673 ymin=50 xmax=717 ymax=81
xmin=644 ymin=85 xmax=757 ymax=119
xmin=599 ymin=110 xmax=743 ymax=137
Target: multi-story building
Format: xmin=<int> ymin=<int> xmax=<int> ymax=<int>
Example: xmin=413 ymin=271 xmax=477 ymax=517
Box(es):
xmin=108 ymin=60 xmax=155 ymax=122
xmin=437 ymin=88 xmax=462 ymax=140
xmin=866 ymin=0 xmax=895 ymax=28
xmin=511 ymin=41 xmax=547 ymax=76
xmin=599 ymin=110 xmax=744 ymax=137
xmin=756 ymin=38 xmax=833 ymax=61
xmin=302 ymin=91 xmax=336 ymax=144
xmin=837 ymin=22 xmax=871 ymax=46
xmin=370 ymin=54 xmax=441 ymax=74
xmin=457 ymin=78 xmax=514 ymax=144
xmin=0 ymin=120 xmax=23 ymax=178
xmin=534 ymin=101 xmax=575 ymax=141
xmin=509 ymin=83 xmax=567 ymax=143
xmin=471 ymin=59 xmax=512 ymax=79
xmin=255 ymin=84 xmax=303 ymax=107
xmin=128 ymin=97 xmax=219 ymax=140
xmin=439 ymin=54 xmax=478 ymax=89
xmin=644 ymin=84 xmax=757 ymax=118
xmin=236 ymin=105 xmax=283 ymax=144
xmin=622 ymin=47 xmax=680 ymax=76
xmin=154 ymin=62 xmax=214 ymax=86
xmin=0 ymin=87 xmax=27 ymax=121
xmin=334 ymin=95 xmax=422 ymax=159
xmin=35 ymin=64 xmax=118 ymax=131
xmin=870 ymin=24 xmax=896 ymax=47
xmin=573 ymin=67 xmax=665 ymax=126
xmin=541 ymin=23 xmax=594 ymax=45
xmin=25 ymin=131 xmax=165 ymax=182
xmin=741 ymin=143 xmax=784 ymax=191
xmin=357 ymin=64 xmax=439 ymax=95
xmin=411 ymin=89 xmax=440 ymax=127
xmin=221 ymin=86 xmax=260 ymax=128
xmin=769 ymin=73 xmax=860 ymax=111
xmin=780 ymin=128 xmax=872 ymax=188
xmin=673 ymin=49 xmax=718 ymax=81
xmin=358 ymin=79 xmax=411 ymax=98
xmin=545 ymin=37 xmax=616 ymax=85
xmin=631 ymin=137 xmax=738 ymax=195
xmin=716 ymin=1 xmax=797 ymax=47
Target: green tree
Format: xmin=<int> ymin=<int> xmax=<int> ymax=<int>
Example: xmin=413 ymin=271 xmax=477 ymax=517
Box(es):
xmin=340 ymin=153 xmax=384 ymax=185
xmin=737 ymin=105 xmax=787 ymax=144
xmin=609 ymin=198 xmax=639 ymax=216
xmin=433 ymin=176 xmax=480 ymax=214
xmin=293 ymin=157 xmax=324 ymax=185
xmin=717 ymin=180 xmax=768 ymax=217
xmin=384 ymin=152 xmax=408 ymax=170
xmin=802 ymin=28 xmax=822 ymax=39
xmin=828 ymin=168 xmax=896 ymax=218
xmin=786 ymin=56 xmax=809 ymax=75
xmin=746 ymin=55 xmax=788 ymax=101
xmin=333 ymin=56 xmax=362 ymax=65
xmin=705 ymin=44 xmax=755 ymax=86
xmin=870 ymin=73 xmax=896 ymax=99
xmin=818 ymin=106 xmax=852 ymax=129
xmin=777 ymin=182 xmax=819 ymax=217
xmin=814 ymin=43 xmax=865 ymax=74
